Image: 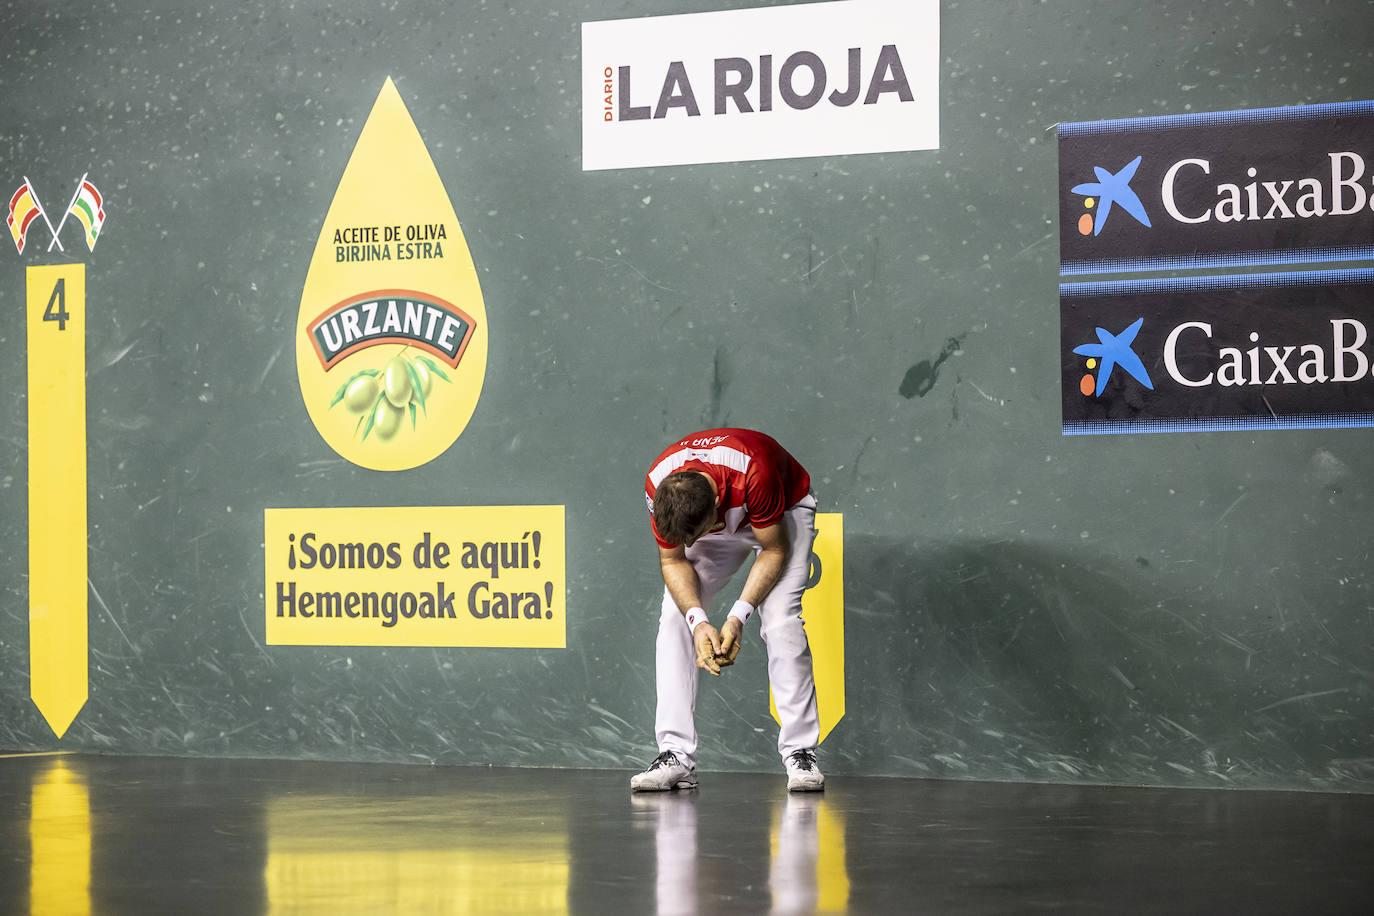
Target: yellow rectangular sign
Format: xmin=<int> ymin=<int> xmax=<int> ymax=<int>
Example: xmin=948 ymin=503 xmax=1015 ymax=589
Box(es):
xmin=27 ymin=264 xmax=88 ymax=738
xmin=265 ymin=505 xmax=566 ymax=647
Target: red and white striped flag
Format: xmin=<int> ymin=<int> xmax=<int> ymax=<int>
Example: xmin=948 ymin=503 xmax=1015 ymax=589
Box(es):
xmin=7 ymin=181 xmax=44 ymax=254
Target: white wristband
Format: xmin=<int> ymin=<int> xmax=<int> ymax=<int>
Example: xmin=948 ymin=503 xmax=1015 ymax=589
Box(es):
xmin=727 ymin=599 xmax=754 ymax=625
xmin=684 ymin=607 xmax=708 ymax=633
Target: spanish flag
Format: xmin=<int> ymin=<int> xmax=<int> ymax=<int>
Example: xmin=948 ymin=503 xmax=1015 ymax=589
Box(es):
xmin=7 ymin=181 xmax=44 ymax=254
xmin=68 ymin=180 xmax=105 ymax=251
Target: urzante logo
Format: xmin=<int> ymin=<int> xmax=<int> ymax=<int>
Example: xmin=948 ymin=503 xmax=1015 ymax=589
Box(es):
xmin=1072 ymin=317 xmax=1154 ymax=397
xmin=582 ymin=0 xmax=940 ymax=170
xmin=307 ymin=291 xmax=474 ymax=371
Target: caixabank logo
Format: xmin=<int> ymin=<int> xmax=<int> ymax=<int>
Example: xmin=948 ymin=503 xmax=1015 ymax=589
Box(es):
xmin=1062 ymin=271 xmax=1374 ymax=435
xmin=1059 ymin=99 xmax=1374 ymax=274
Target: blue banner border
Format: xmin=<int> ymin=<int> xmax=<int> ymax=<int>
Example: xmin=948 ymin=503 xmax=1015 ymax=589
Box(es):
xmin=1061 ymin=246 xmax=1374 ymax=276
xmin=1064 ymin=415 xmax=1374 ymax=436
xmin=1060 ymin=267 xmax=1374 ymax=298
xmin=1058 ymin=98 xmax=1374 ymax=138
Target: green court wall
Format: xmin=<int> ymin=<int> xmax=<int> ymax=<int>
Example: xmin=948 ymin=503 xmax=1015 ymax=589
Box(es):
xmin=1 ymin=0 xmax=1370 ymax=792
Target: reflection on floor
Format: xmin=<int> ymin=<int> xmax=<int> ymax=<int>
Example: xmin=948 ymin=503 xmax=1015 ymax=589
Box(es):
xmin=1 ymin=753 xmax=1371 ymax=914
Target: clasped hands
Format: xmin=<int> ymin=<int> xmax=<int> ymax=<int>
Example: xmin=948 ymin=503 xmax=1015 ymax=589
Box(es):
xmin=692 ymin=617 xmax=743 ymax=676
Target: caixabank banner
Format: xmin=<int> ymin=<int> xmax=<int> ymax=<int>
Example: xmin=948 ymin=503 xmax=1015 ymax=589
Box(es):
xmin=1061 ymin=269 xmax=1374 ymax=435
xmin=1059 ymin=99 xmax=1374 ymax=275
xmin=1058 ymin=99 xmax=1374 ymax=434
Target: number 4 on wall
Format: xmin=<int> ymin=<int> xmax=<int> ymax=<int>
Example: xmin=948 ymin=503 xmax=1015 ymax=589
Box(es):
xmin=42 ymin=277 xmax=71 ymax=330
xmin=26 ymin=264 xmax=88 ymax=739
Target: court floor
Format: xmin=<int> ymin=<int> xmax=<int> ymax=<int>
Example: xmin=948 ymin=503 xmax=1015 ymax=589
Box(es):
xmin=1 ymin=752 xmax=1371 ymax=914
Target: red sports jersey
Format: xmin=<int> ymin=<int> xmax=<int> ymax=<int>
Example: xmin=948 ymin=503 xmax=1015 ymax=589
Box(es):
xmin=645 ymin=428 xmax=811 ymax=548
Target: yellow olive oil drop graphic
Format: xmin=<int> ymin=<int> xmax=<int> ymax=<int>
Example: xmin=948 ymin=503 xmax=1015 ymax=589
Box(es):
xmin=296 ymin=77 xmax=488 ymax=471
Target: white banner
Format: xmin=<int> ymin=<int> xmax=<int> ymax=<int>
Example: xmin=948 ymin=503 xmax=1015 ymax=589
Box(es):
xmin=581 ymin=0 xmax=940 ymax=171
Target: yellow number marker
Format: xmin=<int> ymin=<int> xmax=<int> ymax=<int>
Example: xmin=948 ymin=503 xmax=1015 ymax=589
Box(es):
xmin=772 ymin=513 xmax=845 ymax=743
xmin=27 ymin=264 xmax=88 ymax=738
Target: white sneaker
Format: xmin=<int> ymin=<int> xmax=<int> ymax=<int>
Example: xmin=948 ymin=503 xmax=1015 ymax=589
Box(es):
xmin=630 ymin=751 xmax=698 ymax=792
xmin=784 ymin=749 xmax=824 ymax=792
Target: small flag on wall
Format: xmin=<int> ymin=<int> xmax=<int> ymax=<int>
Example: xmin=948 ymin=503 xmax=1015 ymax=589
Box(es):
xmin=67 ymin=180 xmax=105 ymax=251
xmin=7 ymin=180 xmax=45 ymax=254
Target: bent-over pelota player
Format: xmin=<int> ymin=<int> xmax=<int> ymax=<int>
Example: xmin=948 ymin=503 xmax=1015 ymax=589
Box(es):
xmin=631 ymin=427 xmax=825 ymax=793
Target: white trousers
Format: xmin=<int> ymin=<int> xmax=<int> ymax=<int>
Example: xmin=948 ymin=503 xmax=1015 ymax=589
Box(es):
xmin=654 ymin=495 xmax=821 ymax=768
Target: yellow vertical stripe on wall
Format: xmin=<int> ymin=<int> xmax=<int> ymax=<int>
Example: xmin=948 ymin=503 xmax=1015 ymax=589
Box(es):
xmin=27 ymin=264 xmax=88 ymax=738
xmin=772 ymin=513 xmax=845 ymax=743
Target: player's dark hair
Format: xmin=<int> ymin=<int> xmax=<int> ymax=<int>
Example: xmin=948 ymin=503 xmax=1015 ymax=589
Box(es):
xmin=652 ymin=471 xmax=715 ymax=545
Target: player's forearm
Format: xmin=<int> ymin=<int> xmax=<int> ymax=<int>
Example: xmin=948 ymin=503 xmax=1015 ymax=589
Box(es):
xmin=659 ymin=554 xmax=704 ymax=616
xmin=738 ymin=544 xmax=785 ymax=608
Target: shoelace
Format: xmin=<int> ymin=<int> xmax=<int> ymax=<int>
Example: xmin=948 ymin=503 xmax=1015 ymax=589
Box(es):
xmin=650 ymin=751 xmax=678 ymax=770
xmin=790 ymin=751 xmax=816 ymax=771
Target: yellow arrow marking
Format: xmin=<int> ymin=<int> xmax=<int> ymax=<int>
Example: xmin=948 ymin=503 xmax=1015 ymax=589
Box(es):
xmin=27 ymin=264 xmax=88 ymax=738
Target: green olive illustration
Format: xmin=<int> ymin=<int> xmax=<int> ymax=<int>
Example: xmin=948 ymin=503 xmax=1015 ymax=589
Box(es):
xmin=412 ymin=361 xmax=434 ymax=399
xmin=333 ymin=353 xmax=452 ymax=442
xmin=372 ymin=397 xmax=404 ymax=439
xmin=342 ymin=375 xmax=380 ymax=412
xmin=383 ymin=356 xmax=413 ymax=407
